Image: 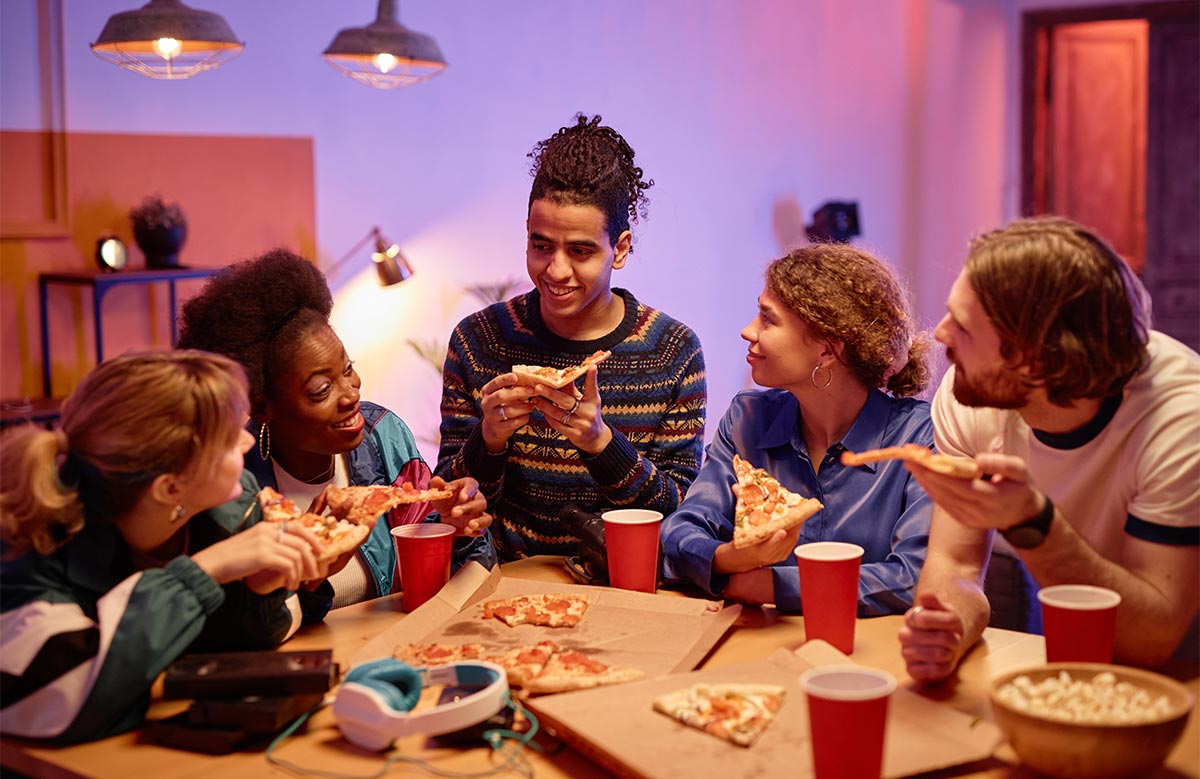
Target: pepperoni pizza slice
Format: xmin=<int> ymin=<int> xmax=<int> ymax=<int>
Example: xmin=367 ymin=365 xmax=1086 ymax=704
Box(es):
xmin=731 ymin=455 xmax=824 ymax=549
xmin=523 ymin=649 xmax=645 ymax=694
xmin=310 ymin=483 xmax=454 ymax=524
xmin=653 ymin=683 xmax=786 ymax=747
xmin=840 ymin=443 xmax=981 ymax=479
xmin=481 ymin=593 xmax=590 ymax=628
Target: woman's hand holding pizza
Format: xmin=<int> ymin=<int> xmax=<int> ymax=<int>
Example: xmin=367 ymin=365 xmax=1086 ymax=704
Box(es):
xmin=480 ymin=372 xmax=534 ymax=453
xmin=535 ymin=366 xmax=612 ymax=455
xmin=428 ymin=475 xmax=492 ymax=536
xmin=905 ymin=452 xmax=1043 ymax=533
xmin=191 ymin=520 xmax=326 ymax=594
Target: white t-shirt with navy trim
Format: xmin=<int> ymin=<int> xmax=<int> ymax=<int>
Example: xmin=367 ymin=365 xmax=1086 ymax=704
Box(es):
xmin=932 ymin=331 xmax=1200 ymax=559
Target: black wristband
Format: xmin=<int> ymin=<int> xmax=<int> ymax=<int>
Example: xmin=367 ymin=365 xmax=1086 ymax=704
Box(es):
xmin=1001 ymin=494 xmax=1055 ymax=549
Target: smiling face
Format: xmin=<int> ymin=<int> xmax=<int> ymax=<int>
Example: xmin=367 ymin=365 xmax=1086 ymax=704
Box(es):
xmin=935 ymin=271 xmax=1030 ymax=409
xmin=526 ymin=198 xmax=631 ymax=339
xmin=264 ymin=324 xmax=364 ymax=473
xmin=741 ymin=289 xmax=824 ymax=393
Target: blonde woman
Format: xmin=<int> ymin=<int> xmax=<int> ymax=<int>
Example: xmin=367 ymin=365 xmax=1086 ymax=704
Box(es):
xmin=0 ymin=351 xmax=325 ymax=743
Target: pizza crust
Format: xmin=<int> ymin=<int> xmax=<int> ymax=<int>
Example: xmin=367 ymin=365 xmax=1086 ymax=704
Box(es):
xmin=510 ymin=350 xmax=612 ymax=389
xmin=840 ymin=444 xmax=981 ymax=479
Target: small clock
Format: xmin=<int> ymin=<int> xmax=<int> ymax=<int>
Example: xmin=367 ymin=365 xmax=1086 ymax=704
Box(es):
xmin=95 ymin=235 xmax=128 ymax=272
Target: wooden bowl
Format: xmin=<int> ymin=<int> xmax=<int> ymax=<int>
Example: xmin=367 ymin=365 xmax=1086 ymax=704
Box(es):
xmin=989 ymin=663 xmax=1194 ymax=779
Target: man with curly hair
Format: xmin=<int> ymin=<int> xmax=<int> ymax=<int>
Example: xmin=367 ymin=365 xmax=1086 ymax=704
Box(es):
xmin=436 ymin=114 xmax=707 ymax=561
xmin=900 ymin=217 xmax=1200 ymax=683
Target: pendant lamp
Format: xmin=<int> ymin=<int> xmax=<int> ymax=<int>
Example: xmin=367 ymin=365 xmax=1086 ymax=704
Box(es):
xmin=323 ymin=0 xmax=447 ymax=89
xmin=91 ymin=0 xmax=243 ymax=80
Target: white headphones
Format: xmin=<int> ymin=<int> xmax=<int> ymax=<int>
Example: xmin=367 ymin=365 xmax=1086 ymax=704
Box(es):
xmin=332 ymin=659 xmax=509 ymax=751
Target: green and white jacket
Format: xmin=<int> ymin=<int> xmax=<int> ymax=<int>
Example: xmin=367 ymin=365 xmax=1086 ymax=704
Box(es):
xmin=0 ymin=471 xmax=294 ymax=743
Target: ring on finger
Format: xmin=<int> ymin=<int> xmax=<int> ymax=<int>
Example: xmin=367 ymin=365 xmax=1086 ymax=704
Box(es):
xmin=498 ymin=405 xmax=507 ymax=422
xmin=561 ymin=409 xmax=572 ymax=424
xmin=567 ymin=397 xmax=581 ymax=415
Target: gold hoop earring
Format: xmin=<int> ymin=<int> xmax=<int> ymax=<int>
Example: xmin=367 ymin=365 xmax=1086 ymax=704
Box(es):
xmin=170 ymin=504 xmax=186 ymax=523
xmin=811 ymin=363 xmax=833 ymax=389
xmin=258 ymin=422 xmax=271 ymax=461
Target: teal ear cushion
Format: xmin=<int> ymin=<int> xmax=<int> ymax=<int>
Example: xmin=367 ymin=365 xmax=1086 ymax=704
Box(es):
xmin=344 ymin=659 xmax=423 ymax=712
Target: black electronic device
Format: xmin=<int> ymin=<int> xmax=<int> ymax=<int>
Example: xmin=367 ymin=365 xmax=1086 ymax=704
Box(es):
xmin=144 ymin=712 xmax=260 ymax=755
xmin=428 ymin=684 xmax=516 ymax=748
xmin=163 ymin=649 xmax=337 ymax=700
xmin=560 ymin=503 xmax=609 ymax=586
xmin=187 ymin=693 xmax=323 ymax=733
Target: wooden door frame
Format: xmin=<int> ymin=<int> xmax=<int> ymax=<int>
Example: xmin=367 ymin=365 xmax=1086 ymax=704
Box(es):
xmin=1019 ymin=1 xmax=1198 ymax=215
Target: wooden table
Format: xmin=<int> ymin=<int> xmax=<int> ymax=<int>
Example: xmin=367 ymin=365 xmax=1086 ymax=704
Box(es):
xmin=2 ymin=556 xmax=1196 ymax=778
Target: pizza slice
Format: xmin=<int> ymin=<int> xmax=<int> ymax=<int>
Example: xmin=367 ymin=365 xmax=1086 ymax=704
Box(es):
xmin=731 ymin=455 xmax=824 ymax=549
xmin=652 ymin=683 xmax=786 ymax=747
xmin=289 ymin=512 xmax=374 ymax=562
xmin=481 ymin=594 xmax=590 ymax=628
xmin=393 ymin=642 xmax=487 ymax=667
xmin=310 ymin=483 xmax=455 ymax=523
xmin=510 ymin=349 xmax=612 ymax=389
xmin=483 ymin=640 xmax=560 ymax=688
xmin=254 ymin=488 xmax=374 ymax=562
xmin=523 ymin=649 xmax=645 ymax=694
xmin=840 ymin=443 xmax=981 ymax=479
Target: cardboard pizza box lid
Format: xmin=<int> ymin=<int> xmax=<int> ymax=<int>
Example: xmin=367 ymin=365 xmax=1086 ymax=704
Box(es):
xmin=525 ymin=641 xmax=1002 ymax=779
xmin=349 ymin=561 xmax=741 ymax=678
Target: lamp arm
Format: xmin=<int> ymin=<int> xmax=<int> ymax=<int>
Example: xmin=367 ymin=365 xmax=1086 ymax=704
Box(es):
xmin=327 ymin=226 xmax=382 ymax=275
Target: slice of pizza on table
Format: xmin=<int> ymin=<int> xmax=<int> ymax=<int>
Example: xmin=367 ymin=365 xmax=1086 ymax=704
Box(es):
xmin=522 ymin=649 xmax=645 ymax=694
xmin=510 ymin=349 xmax=612 ymax=389
xmin=653 ymin=682 xmax=786 ymax=747
xmin=481 ymin=593 xmax=590 ymax=628
xmin=731 ymin=455 xmax=824 ymax=548
xmin=839 ymin=443 xmax=981 ymax=479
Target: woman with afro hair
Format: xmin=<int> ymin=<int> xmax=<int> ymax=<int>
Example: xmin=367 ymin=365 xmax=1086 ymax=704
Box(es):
xmin=178 ymin=249 xmax=494 ymax=623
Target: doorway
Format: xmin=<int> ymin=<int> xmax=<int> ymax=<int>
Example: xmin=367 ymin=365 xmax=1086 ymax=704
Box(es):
xmin=1021 ymin=2 xmax=1199 ymax=352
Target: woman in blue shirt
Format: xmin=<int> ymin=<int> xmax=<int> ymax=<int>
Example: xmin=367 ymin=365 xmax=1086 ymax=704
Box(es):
xmin=662 ymin=244 xmax=934 ymax=615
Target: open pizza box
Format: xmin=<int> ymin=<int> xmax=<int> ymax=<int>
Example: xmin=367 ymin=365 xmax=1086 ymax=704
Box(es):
xmin=349 ymin=561 xmax=742 ymax=677
xmin=526 ymin=640 xmax=1003 ymax=779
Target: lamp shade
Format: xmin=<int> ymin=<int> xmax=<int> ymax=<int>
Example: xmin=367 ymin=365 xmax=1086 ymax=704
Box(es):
xmin=323 ymin=0 xmax=446 ymax=89
xmin=91 ymin=0 xmax=243 ymax=80
xmin=372 ymin=237 xmax=414 ymax=286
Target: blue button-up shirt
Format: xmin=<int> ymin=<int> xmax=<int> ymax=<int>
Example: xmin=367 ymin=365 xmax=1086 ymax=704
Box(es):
xmin=661 ymin=388 xmax=933 ymax=615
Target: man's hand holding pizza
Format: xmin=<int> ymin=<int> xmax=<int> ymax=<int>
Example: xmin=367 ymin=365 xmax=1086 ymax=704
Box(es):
xmin=905 ymin=452 xmax=1045 ymax=534
xmin=480 ymin=372 xmax=535 ymax=454
xmin=535 ymin=366 xmax=613 ymax=455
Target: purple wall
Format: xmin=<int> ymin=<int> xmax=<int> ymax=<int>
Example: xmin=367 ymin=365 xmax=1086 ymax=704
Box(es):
xmin=6 ymin=0 xmax=1024 ymax=457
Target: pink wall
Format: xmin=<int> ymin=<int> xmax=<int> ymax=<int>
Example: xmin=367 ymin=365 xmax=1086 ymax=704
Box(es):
xmin=2 ymin=0 xmax=1019 ymax=458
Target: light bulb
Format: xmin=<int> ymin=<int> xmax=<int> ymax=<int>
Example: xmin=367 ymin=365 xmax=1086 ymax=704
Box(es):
xmin=154 ymin=37 xmax=182 ymax=59
xmin=374 ymin=52 xmax=397 ymax=74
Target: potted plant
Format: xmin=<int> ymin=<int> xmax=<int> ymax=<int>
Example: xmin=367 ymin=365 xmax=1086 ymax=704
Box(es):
xmin=130 ymin=194 xmax=188 ymax=268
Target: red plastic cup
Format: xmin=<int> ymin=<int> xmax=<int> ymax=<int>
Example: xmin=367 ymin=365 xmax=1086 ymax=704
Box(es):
xmin=601 ymin=509 xmax=662 ymax=593
xmin=795 ymin=541 xmax=864 ymax=654
xmin=1038 ymin=584 xmax=1122 ymax=663
xmin=391 ymin=523 xmax=456 ymax=612
xmin=800 ymin=665 xmax=896 ymax=779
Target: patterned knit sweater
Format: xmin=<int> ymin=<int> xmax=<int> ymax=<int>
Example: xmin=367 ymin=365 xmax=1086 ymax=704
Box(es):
xmin=436 ymin=288 xmax=707 ymax=560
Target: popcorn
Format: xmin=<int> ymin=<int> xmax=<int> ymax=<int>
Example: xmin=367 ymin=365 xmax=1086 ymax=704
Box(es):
xmin=995 ymin=671 xmax=1172 ymax=724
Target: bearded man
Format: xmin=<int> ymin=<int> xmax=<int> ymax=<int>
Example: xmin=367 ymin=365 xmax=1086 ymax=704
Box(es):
xmin=898 ymin=217 xmax=1199 ymax=683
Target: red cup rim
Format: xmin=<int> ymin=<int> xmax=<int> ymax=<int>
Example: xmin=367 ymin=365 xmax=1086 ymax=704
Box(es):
xmin=798 ymin=665 xmax=897 ymax=700
xmin=794 ymin=541 xmax=864 ymax=562
xmin=1037 ymin=584 xmax=1122 ymax=610
xmin=601 ymin=509 xmax=663 ymax=526
xmin=390 ymin=523 xmax=456 ymax=539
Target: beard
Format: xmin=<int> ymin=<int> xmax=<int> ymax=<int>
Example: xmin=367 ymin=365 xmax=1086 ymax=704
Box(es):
xmin=949 ymin=355 xmax=1030 ymax=410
